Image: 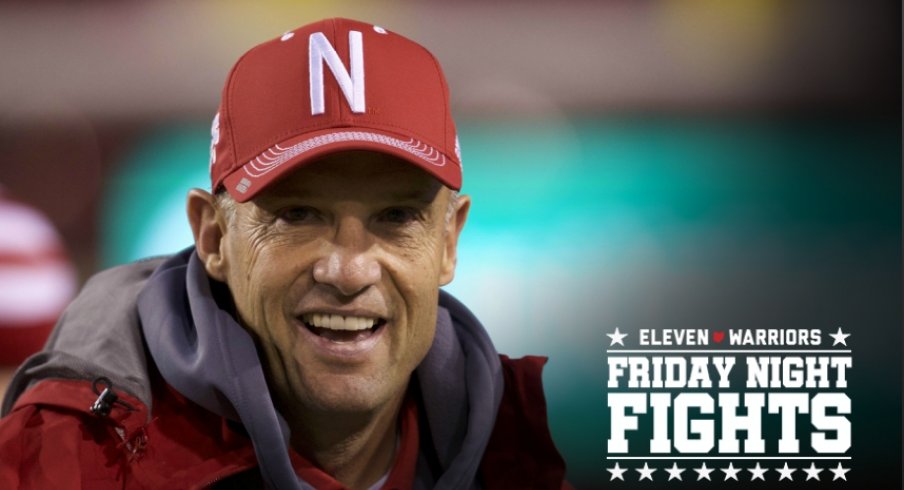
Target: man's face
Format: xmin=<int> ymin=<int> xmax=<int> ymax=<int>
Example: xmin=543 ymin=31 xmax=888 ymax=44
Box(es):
xmin=207 ymin=151 xmax=467 ymax=416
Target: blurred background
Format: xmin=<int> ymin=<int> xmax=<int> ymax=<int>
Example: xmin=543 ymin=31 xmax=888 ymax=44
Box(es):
xmin=0 ymin=0 xmax=899 ymax=487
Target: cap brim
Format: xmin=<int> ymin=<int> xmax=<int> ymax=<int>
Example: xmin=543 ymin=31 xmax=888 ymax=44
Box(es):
xmin=222 ymin=128 xmax=461 ymax=202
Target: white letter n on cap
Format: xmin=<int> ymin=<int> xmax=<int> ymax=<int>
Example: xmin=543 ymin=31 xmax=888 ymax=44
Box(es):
xmin=309 ymin=31 xmax=365 ymax=115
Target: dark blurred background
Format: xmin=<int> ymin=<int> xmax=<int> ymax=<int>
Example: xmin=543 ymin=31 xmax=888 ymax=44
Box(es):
xmin=0 ymin=1 xmax=900 ymax=487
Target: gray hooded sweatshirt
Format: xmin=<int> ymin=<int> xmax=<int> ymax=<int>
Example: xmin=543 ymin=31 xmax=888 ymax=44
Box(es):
xmin=2 ymin=248 xmax=505 ymax=489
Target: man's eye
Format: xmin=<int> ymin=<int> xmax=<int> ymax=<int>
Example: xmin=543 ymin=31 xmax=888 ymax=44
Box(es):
xmin=380 ymin=207 xmax=419 ymax=224
xmin=279 ymin=207 xmax=317 ymax=223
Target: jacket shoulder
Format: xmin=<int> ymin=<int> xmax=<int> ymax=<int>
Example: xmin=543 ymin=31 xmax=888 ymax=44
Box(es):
xmin=56 ymin=257 xmax=166 ymax=330
xmin=0 ymin=380 xmax=143 ymax=489
xmin=39 ymin=256 xmax=166 ymax=357
xmin=481 ymin=355 xmax=568 ymax=489
xmin=0 ymin=375 xmax=257 ymax=489
xmin=2 ymin=257 xmax=170 ymax=416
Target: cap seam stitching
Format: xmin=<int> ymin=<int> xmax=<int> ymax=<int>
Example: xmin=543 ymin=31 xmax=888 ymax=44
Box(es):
xmin=222 ymin=45 xmax=268 ymax=181
xmin=422 ymin=46 xmax=450 ymax=158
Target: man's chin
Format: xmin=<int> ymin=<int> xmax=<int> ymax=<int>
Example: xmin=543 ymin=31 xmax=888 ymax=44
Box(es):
xmin=296 ymin=373 xmax=403 ymax=415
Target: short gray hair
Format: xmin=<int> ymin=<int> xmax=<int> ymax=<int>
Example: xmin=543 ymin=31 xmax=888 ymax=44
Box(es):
xmin=214 ymin=188 xmax=238 ymax=225
xmin=445 ymin=190 xmax=459 ymax=225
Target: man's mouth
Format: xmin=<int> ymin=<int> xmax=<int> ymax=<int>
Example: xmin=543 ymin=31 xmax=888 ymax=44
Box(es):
xmin=300 ymin=313 xmax=387 ymax=343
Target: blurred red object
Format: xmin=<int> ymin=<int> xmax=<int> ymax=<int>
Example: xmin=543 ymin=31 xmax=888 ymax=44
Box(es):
xmin=0 ymin=191 xmax=76 ymax=366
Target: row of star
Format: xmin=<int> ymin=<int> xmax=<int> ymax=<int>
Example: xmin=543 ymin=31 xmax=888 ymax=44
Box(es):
xmin=607 ymin=461 xmax=850 ymax=481
xmin=606 ymin=327 xmax=851 ymax=347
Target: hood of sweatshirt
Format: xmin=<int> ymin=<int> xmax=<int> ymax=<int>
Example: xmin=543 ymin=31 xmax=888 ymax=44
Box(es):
xmin=5 ymin=248 xmax=504 ymax=489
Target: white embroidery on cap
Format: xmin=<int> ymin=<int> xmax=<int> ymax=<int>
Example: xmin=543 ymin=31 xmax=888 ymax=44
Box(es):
xmin=309 ymin=31 xmax=365 ymax=115
xmin=280 ymin=31 xmax=295 ymax=41
xmin=373 ymin=26 xmax=387 ymax=34
xmin=242 ymin=131 xmax=454 ymax=179
xmin=236 ymin=177 xmax=252 ymax=194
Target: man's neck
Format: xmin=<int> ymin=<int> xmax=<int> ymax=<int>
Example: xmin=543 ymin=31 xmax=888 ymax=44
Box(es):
xmin=286 ymin=393 xmax=405 ymax=490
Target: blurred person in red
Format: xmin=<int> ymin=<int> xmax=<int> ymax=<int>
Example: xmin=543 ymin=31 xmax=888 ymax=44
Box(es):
xmin=0 ymin=19 xmax=567 ymax=489
xmin=0 ymin=190 xmax=76 ymax=398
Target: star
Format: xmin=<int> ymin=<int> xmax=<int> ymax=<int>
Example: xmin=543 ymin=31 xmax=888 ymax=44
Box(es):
xmin=829 ymin=462 xmax=850 ymax=481
xmin=607 ymin=462 xmax=627 ymax=481
xmin=829 ymin=327 xmax=850 ymax=346
xmin=721 ymin=462 xmax=741 ymax=481
xmin=694 ymin=462 xmax=714 ymax=481
xmin=665 ymin=462 xmax=685 ymax=481
xmin=607 ymin=327 xmax=628 ymax=346
xmin=777 ymin=462 xmax=796 ymax=481
xmin=636 ymin=462 xmax=656 ymax=481
xmin=803 ymin=462 xmax=823 ymax=481
xmin=748 ymin=462 xmax=768 ymax=481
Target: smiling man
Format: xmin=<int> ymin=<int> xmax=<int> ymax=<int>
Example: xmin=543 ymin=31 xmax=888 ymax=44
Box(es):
xmin=0 ymin=18 xmax=567 ymax=490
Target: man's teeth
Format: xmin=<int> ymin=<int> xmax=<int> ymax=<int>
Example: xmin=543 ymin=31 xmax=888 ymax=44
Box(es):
xmin=302 ymin=314 xmax=379 ymax=331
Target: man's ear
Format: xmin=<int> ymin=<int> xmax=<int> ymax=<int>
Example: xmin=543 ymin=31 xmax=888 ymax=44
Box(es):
xmin=439 ymin=193 xmax=471 ymax=286
xmin=187 ymin=189 xmax=228 ymax=281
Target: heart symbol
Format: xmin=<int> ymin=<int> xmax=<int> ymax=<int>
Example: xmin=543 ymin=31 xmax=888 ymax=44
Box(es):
xmin=713 ymin=331 xmax=725 ymax=343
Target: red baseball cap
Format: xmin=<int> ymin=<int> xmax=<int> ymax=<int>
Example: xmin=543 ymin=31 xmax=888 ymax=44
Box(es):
xmin=210 ymin=18 xmax=462 ymax=203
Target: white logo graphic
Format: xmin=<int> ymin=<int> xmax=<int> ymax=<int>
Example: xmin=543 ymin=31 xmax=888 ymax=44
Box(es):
xmin=209 ymin=112 xmax=220 ymax=170
xmin=309 ymin=31 xmax=365 ymax=115
xmin=605 ymin=326 xmax=854 ymax=482
xmin=236 ymin=177 xmax=251 ymax=194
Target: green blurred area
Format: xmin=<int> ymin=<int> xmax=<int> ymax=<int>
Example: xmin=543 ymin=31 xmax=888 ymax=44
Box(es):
xmin=102 ymin=117 xmax=901 ymax=487
xmin=102 ymin=118 xmax=900 ymax=265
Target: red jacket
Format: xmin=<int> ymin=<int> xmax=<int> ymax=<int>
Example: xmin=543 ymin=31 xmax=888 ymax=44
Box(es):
xmin=0 ymin=355 xmax=567 ymax=489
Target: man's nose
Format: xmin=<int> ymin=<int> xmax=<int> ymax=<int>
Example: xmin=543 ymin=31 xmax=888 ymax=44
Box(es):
xmin=312 ymin=217 xmax=381 ymax=296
